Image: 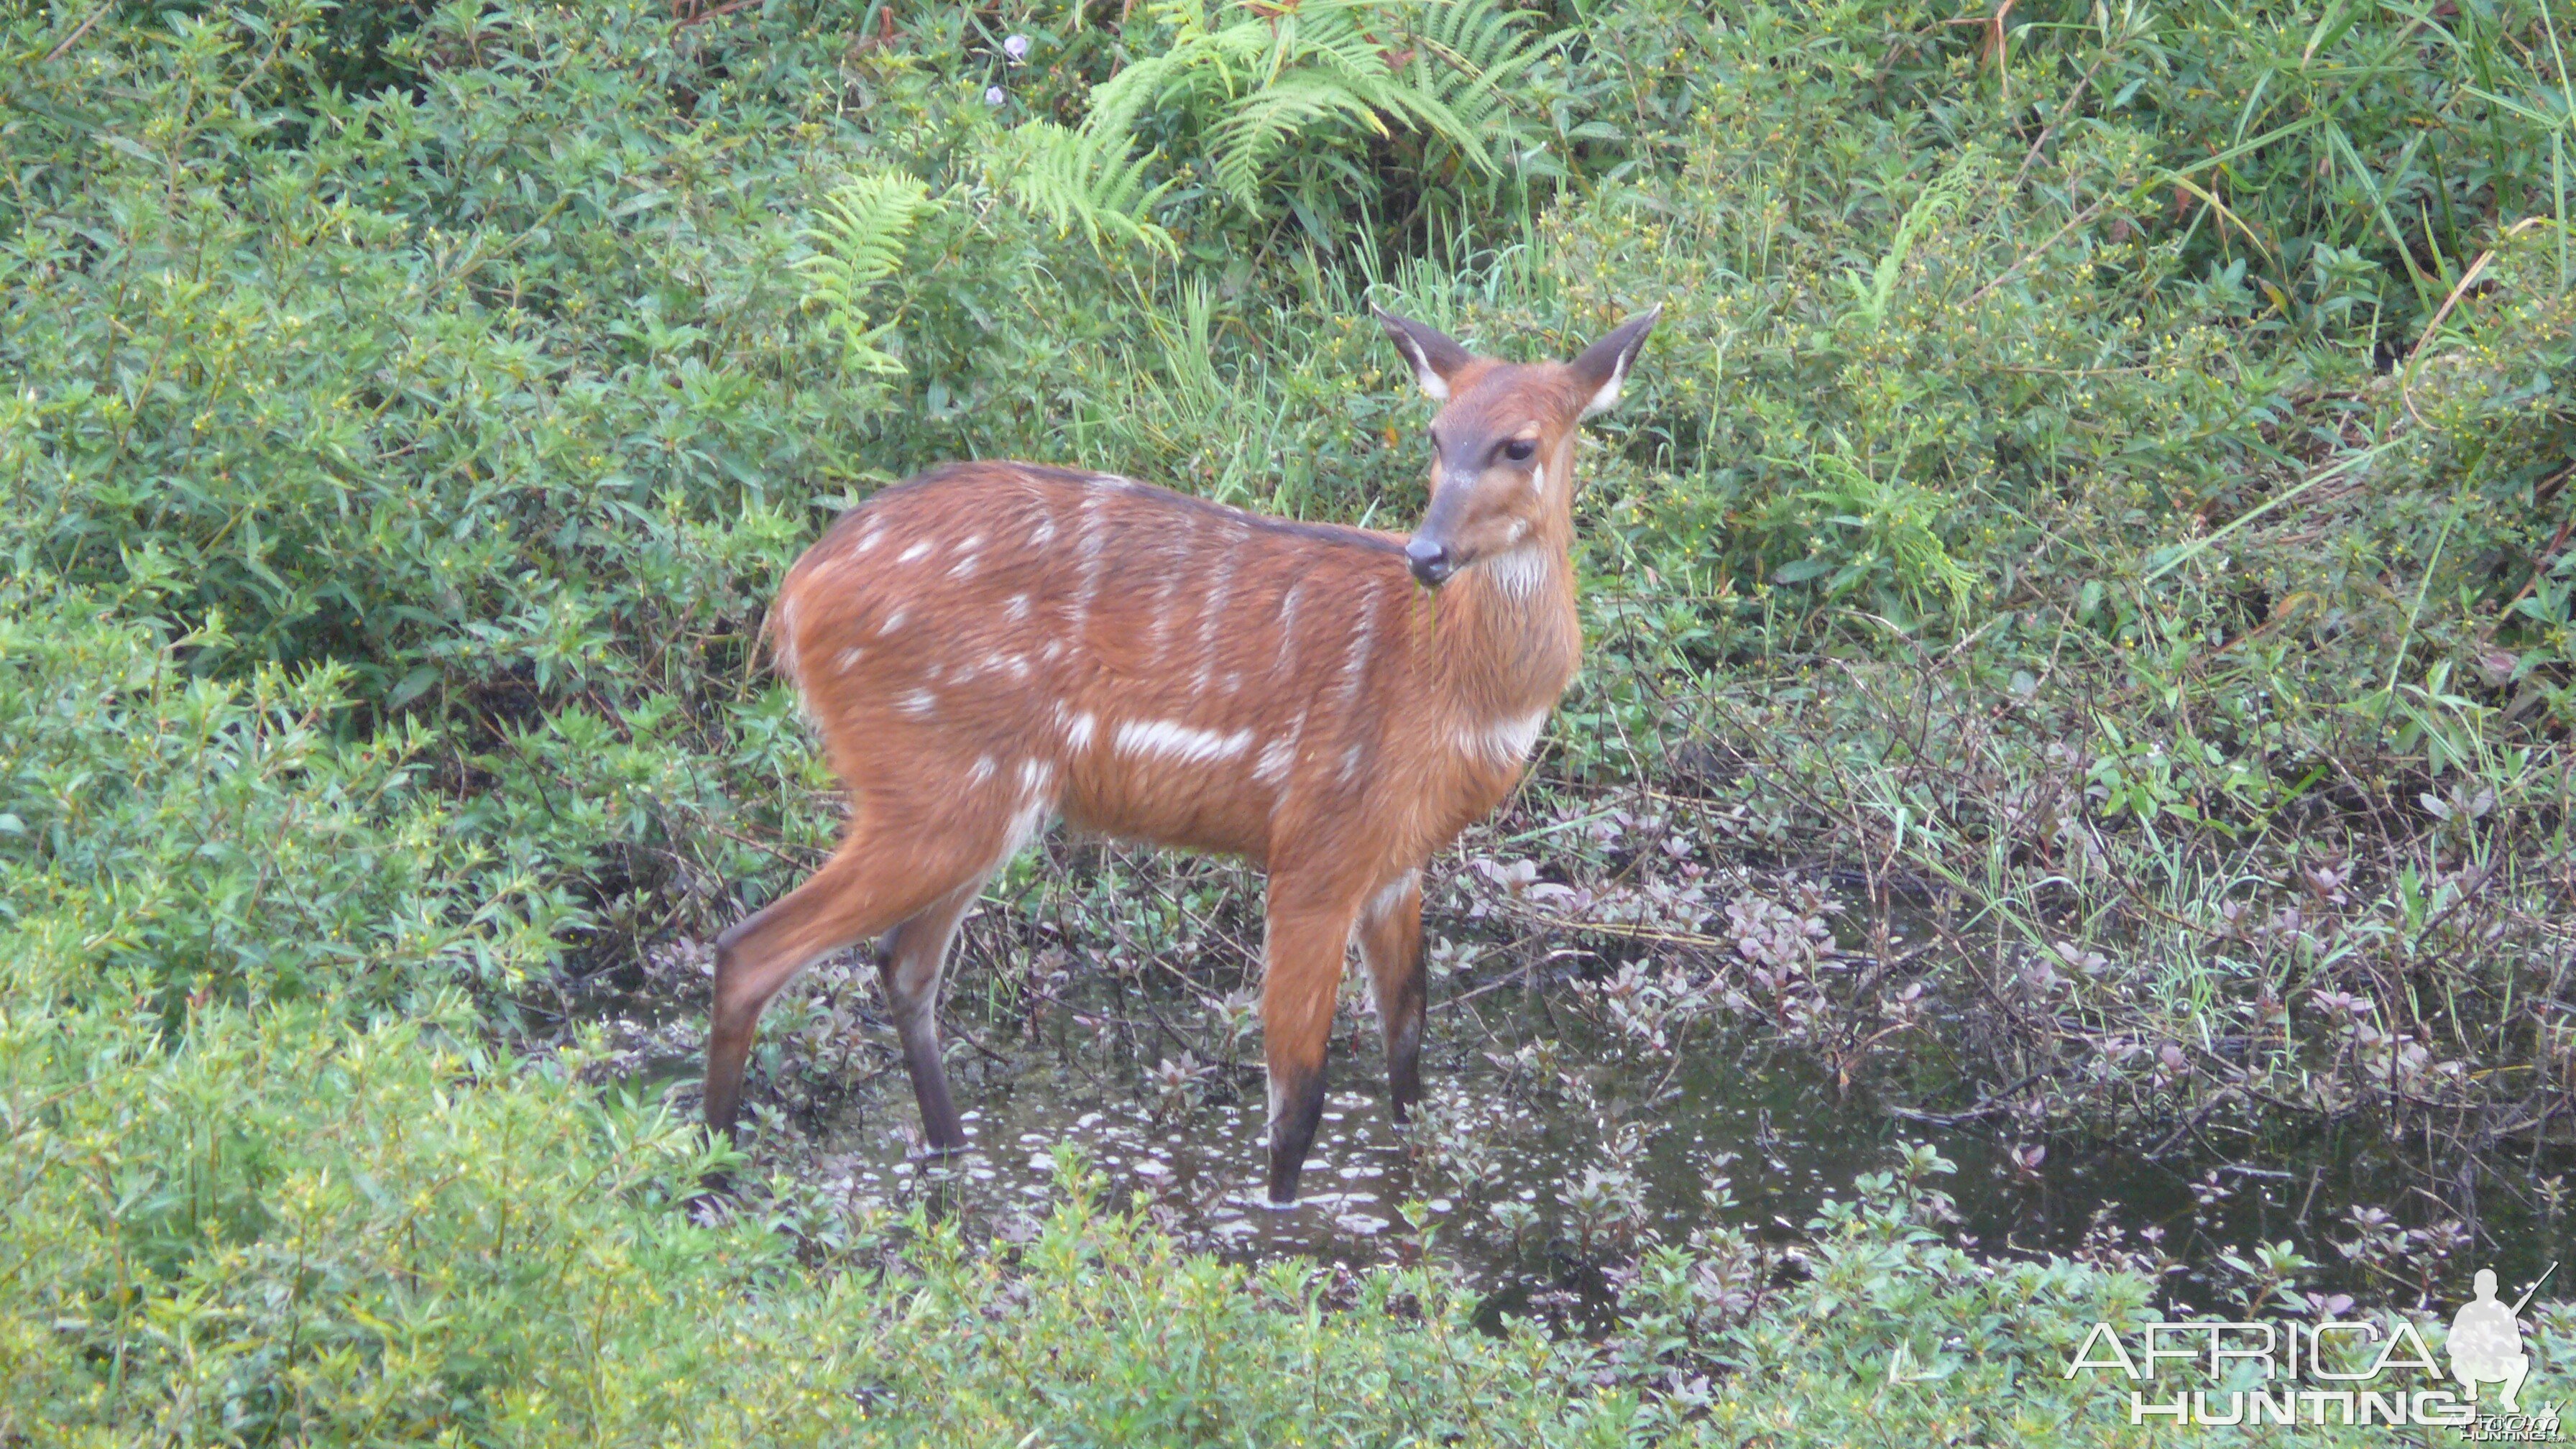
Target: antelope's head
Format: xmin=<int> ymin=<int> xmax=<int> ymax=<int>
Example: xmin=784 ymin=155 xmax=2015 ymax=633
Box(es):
xmin=1373 ymin=304 xmax=1661 ymax=588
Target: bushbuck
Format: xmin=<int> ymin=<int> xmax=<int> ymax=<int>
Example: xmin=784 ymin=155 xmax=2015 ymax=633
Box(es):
xmin=704 ymin=304 xmax=1660 ymax=1204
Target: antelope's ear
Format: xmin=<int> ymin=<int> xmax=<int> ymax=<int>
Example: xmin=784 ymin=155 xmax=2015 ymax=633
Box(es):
xmin=1371 ymin=305 xmax=1472 ymax=402
xmin=1568 ymin=304 xmax=1662 ymax=417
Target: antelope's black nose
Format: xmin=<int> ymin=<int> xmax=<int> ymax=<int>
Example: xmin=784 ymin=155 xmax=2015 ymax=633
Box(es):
xmin=1404 ymin=536 xmax=1453 ymax=586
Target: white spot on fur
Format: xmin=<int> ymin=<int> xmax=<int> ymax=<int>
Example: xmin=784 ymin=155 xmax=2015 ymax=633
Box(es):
xmin=898 ymin=540 xmax=933 ymax=564
xmin=947 ymin=552 xmax=979 ymax=579
xmin=969 ymin=755 xmax=997 ymax=785
xmin=1339 ymin=742 xmax=1367 ymax=783
xmin=855 ymin=528 xmax=883 ymax=553
xmin=1005 ymin=594 xmax=1031 ymax=621
xmin=1018 ymin=758 xmax=1055 ymax=799
xmin=1115 ymin=719 xmax=1253 ymax=765
xmin=898 ymin=689 xmax=937 ymax=717
xmin=1530 ymin=461 xmax=1547 ymax=497
xmin=1064 ymin=711 xmax=1097 ymax=752
xmin=836 ymin=648 xmax=866 ymax=671
xmin=1041 ymin=640 xmax=1065 ymax=661
xmin=878 ymin=609 xmax=907 ymax=636
xmin=1031 ymin=517 xmax=1057 ymax=548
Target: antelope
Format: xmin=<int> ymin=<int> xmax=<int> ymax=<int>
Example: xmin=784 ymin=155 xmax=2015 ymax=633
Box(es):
xmin=704 ymin=303 xmax=1660 ymax=1204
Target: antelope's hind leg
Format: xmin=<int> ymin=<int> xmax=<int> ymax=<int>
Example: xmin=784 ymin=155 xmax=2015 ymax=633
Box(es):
xmin=877 ymin=874 xmax=995 ymax=1154
xmin=702 ymin=827 xmax=1000 ymax=1149
xmin=1356 ymin=870 xmax=1427 ymax=1123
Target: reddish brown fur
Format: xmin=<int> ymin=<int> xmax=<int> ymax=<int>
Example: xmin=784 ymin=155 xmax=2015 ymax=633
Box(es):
xmin=703 ymin=307 xmax=1659 ymax=1204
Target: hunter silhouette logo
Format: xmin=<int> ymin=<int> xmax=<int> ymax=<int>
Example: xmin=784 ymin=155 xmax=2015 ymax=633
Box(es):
xmin=2452 ymin=1264 xmax=2551 ymax=1414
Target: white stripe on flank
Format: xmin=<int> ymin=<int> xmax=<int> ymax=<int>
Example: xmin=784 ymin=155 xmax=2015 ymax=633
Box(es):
xmin=1192 ymin=549 xmax=1239 ymax=693
xmin=1146 ymin=514 xmax=1200 ymax=663
xmin=1071 ymin=486 xmax=1108 ymax=623
xmin=1254 ymin=709 xmax=1307 ymax=785
xmin=1114 ymin=719 xmax=1252 ymax=765
xmin=1274 ymin=581 xmax=1304 ymax=668
xmin=1335 ymin=592 xmax=1381 ymax=712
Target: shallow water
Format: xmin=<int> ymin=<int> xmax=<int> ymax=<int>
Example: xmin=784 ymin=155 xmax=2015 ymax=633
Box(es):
xmin=706 ymin=947 xmax=2576 ymax=1316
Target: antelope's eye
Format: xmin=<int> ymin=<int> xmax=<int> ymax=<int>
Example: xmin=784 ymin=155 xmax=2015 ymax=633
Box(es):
xmin=1502 ymin=438 xmax=1537 ymax=463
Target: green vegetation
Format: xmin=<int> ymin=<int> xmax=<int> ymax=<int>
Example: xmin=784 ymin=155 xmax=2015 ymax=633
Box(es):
xmin=5 ymin=0 xmax=2573 ymax=1440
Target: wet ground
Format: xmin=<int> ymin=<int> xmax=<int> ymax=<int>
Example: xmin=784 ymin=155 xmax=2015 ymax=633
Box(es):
xmin=607 ymin=924 xmax=2576 ymax=1316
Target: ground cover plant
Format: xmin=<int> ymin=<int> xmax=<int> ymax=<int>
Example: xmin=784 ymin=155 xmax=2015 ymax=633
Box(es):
xmin=5 ymin=0 xmax=2575 ymax=1440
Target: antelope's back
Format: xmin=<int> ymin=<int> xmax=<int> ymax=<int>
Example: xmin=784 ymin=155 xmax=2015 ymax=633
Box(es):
xmin=770 ymin=462 xmax=1422 ymax=860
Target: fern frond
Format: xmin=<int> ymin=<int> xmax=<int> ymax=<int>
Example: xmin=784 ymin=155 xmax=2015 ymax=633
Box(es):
xmin=1000 ymin=121 xmax=1179 ymax=258
xmin=1207 ymin=73 xmax=1384 ymax=208
xmin=793 ymin=173 xmax=934 ymax=376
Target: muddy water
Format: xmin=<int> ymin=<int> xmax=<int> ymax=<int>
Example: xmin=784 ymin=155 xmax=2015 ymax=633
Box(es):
xmin=698 ymin=947 xmax=2576 ymax=1316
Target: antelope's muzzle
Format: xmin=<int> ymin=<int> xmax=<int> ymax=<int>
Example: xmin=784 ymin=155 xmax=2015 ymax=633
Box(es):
xmin=1404 ymin=535 xmax=1454 ymax=586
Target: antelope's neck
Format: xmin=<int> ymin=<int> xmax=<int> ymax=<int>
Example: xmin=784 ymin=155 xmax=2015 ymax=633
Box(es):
xmin=1427 ymin=542 xmax=1582 ymax=721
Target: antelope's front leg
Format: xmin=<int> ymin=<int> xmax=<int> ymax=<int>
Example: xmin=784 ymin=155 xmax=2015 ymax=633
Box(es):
xmin=1258 ymin=883 xmax=1366 ymax=1205
xmin=1356 ymin=870 xmax=1426 ymax=1122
